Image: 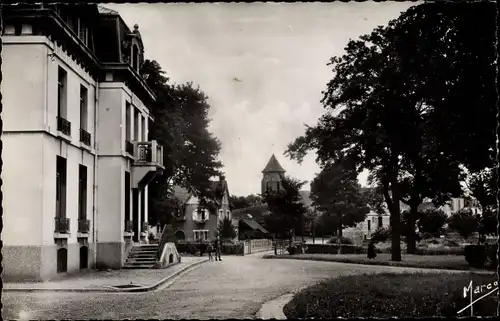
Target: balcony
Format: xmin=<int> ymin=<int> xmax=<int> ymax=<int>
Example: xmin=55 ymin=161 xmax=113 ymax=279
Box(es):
xmin=125 ymin=220 xmax=134 ymax=232
xmin=57 ymin=116 xmax=71 ymax=136
xmin=79 ymin=129 xmax=91 ymax=147
xmin=78 ymin=219 xmax=90 ymax=234
xmin=54 ymin=217 xmax=70 ymax=234
xmin=125 ymin=141 xmax=134 ymax=156
xmin=131 ymin=140 xmax=164 ymax=189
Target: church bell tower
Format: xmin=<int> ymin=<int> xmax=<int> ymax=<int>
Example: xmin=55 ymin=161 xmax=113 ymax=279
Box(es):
xmin=261 ymin=154 xmax=286 ymax=195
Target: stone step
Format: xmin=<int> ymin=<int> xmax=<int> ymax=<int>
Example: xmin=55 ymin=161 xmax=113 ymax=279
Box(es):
xmin=128 ymin=253 xmax=158 ymax=258
xmin=123 ymin=264 xmax=155 ymax=269
xmin=126 ymin=257 xmax=157 ymax=262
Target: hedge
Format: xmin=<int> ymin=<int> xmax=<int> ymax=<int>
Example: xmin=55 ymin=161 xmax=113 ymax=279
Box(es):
xmin=306 ymin=244 xmax=366 ymax=254
xmin=175 ymin=241 xmax=244 ymax=255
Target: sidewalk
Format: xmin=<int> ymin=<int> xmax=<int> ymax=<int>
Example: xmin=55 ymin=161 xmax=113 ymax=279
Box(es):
xmin=3 ymin=256 xmax=207 ymax=293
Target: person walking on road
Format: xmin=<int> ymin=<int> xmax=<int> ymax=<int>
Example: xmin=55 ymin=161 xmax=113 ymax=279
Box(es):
xmin=367 ymin=240 xmax=377 ymax=259
xmin=214 ymin=235 xmax=222 ymax=261
xmin=207 ymin=242 xmax=214 ymax=261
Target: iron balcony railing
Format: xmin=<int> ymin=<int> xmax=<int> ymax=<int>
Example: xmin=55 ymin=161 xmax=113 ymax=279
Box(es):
xmin=78 ymin=219 xmax=90 ymax=233
xmin=133 ymin=140 xmax=164 ymax=166
xmin=57 ymin=116 xmax=71 ymax=136
xmin=141 ymin=221 xmax=148 ymax=233
xmin=55 ymin=217 xmax=70 ymax=233
xmin=79 ymin=129 xmax=91 ymax=146
xmin=125 ymin=141 xmax=134 ymax=156
xmin=125 ymin=220 xmax=134 ymax=232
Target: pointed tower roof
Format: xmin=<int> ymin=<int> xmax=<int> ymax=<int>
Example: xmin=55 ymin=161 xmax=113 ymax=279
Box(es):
xmin=262 ymin=154 xmax=286 ymax=173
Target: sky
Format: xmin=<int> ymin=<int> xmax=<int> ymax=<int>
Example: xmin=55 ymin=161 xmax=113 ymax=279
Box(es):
xmin=105 ymin=2 xmax=416 ymax=196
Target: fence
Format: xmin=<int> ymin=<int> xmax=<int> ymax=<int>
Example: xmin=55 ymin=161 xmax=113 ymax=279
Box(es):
xmin=243 ymin=239 xmax=273 ymax=255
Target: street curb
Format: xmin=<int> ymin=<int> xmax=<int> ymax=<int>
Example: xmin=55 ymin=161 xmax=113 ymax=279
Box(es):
xmin=2 ymin=259 xmax=209 ymax=293
xmin=256 ymin=286 xmax=308 ymax=319
xmin=262 ymin=255 xmax=494 ymax=274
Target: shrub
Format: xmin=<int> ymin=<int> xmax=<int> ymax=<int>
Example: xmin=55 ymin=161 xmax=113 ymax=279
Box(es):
xmin=486 ymin=243 xmax=498 ymax=267
xmin=283 ymin=272 xmax=497 ymax=318
xmin=417 ymin=210 xmax=447 ymax=237
xmin=443 ymin=239 xmax=459 ymax=247
xmin=370 ymin=227 xmax=391 ymax=243
xmin=287 ymin=245 xmax=299 ymax=255
xmin=306 ymin=244 xmax=366 ymax=254
xmin=448 ymin=209 xmax=478 ymax=239
xmin=328 ymin=236 xmax=354 ymax=245
xmin=464 ymin=245 xmax=487 ymax=267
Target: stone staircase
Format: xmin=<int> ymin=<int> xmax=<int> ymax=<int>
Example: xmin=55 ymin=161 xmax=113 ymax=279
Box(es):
xmin=123 ymin=244 xmax=158 ymax=269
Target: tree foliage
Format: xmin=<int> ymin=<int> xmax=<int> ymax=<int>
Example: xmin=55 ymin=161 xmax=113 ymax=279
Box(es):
xmin=218 ymin=216 xmax=237 ymax=240
xmin=141 ymin=60 xmax=224 ymax=226
xmin=230 ymin=194 xmax=263 ymax=210
xmin=285 ymin=2 xmax=496 ymax=261
xmin=263 ymin=176 xmax=307 ymax=238
xmin=310 ymin=162 xmax=370 ymax=236
xmin=417 ymin=210 xmax=447 ymax=237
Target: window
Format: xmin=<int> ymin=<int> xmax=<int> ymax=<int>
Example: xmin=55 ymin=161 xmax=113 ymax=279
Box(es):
xmin=226 ymin=210 xmax=230 ymax=219
xmin=58 ymin=67 xmax=67 ymax=119
xmin=56 ymin=156 xmax=67 ymax=219
xmin=266 ymin=182 xmax=270 ymax=192
xmin=142 ymin=117 xmax=147 ymax=141
xmin=125 ymin=102 xmax=131 ymax=142
xmin=367 ymin=220 xmax=371 ymax=232
xmin=276 ymin=181 xmax=280 ymax=191
xmin=219 ymin=209 xmax=224 ymax=220
xmin=78 ymin=165 xmax=87 ymax=220
xmin=77 ymin=18 xmax=88 ymax=46
xmin=378 ymin=216 xmax=383 ymax=228
xmin=134 ymin=108 xmax=139 ymax=141
xmin=193 ymin=230 xmax=209 ymax=241
xmin=124 ymin=171 xmax=131 ymax=223
xmin=197 ymin=207 xmax=207 ymax=221
xmin=80 ymin=85 xmax=88 ymax=130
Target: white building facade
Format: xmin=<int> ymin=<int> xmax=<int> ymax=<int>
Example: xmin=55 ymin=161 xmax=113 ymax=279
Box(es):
xmin=1 ymin=4 xmax=163 ymax=281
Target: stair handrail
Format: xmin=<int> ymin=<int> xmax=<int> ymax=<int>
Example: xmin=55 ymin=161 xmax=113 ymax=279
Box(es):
xmin=156 ymin=224 xmax=170 ymax=260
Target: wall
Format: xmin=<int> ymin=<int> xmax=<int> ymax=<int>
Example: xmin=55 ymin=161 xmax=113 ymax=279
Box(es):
xmin=261 ymin=172 xmax=283 ymax=195
xmin=2 ymin=35 xmax=97 ymax=280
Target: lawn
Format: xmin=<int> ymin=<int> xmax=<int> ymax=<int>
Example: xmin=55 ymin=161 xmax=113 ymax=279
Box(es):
xmin=264 ymin=253 xmax=494 ymax=272
xmin=283 ymin=272 xmax=498 ymax=318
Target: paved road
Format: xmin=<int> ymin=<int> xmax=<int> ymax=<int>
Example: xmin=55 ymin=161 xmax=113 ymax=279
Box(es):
xmin=2 ymin=253 xmax=470 ymax=320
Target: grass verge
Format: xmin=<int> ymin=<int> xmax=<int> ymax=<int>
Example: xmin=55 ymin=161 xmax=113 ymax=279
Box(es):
xmin=283 ymin=272 xmax=497 ymax=318
xmin=262 ymin=253 xmax=494 ymax=272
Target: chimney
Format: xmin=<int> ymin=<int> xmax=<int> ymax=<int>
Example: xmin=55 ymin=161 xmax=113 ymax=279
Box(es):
xmin=219 ymin=175 xmax=225 ymax=182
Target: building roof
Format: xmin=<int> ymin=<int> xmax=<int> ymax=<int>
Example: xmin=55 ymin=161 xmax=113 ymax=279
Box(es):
xmin=262 ymin=154 xmax=286 ymax=173
xmin=97 ymin=5 xmax=119 ymax=15
xmin=172 ymin=186 xmax=191 ymax=203
xmin=240 ymin=218 xmax=269 ymax=234
xmin=171 ymin=177 xmax=229 ymax=205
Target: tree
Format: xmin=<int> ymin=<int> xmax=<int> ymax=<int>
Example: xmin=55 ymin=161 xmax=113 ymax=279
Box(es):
xmin=310 ymin=161 xmax=370 ymax=251
xmin=140 ymin=60 xmax=224 ymax=226
xmin=230 ymin=194 xmax=263 ymax=210
xmin=448 ymin=209 xmax=478 ymax=239
xmin=286 ymin=2 xmax=496 ymax=261
xmin=263 ymin=176 xmax=307 ymax=240
xmin=417 ymin=210 xmax=447 ymax=237
xmin=218 ymin=216 xmax=237 ymax=240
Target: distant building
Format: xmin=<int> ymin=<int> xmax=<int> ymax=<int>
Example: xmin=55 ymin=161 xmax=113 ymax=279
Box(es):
xmin=170 ymin=176 xmax=232 ymax=242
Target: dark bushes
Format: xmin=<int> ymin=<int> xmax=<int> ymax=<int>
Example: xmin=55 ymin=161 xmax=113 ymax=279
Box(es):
xmin=328 ymin=236 xmax=354 ymax=245
xmin=306 ymin=244 xmax=366 ymax=254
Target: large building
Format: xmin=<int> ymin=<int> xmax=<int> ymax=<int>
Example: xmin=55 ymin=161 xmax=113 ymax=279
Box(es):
xmin=2 ymin=4 xmax=163 ymax=281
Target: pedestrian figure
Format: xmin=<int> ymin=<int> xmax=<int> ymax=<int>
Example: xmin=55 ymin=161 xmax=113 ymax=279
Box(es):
xmin=214 ymin=236 xmax=222 ymax=261
xmin=207 ymin=242 xmax=214 ymax=261
xmin=367 ymin=240 xmax=377 ymax=259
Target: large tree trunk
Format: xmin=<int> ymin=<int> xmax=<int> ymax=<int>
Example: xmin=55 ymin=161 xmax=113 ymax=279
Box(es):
xmin=382 ymin=165 xmax=402 ymax=262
